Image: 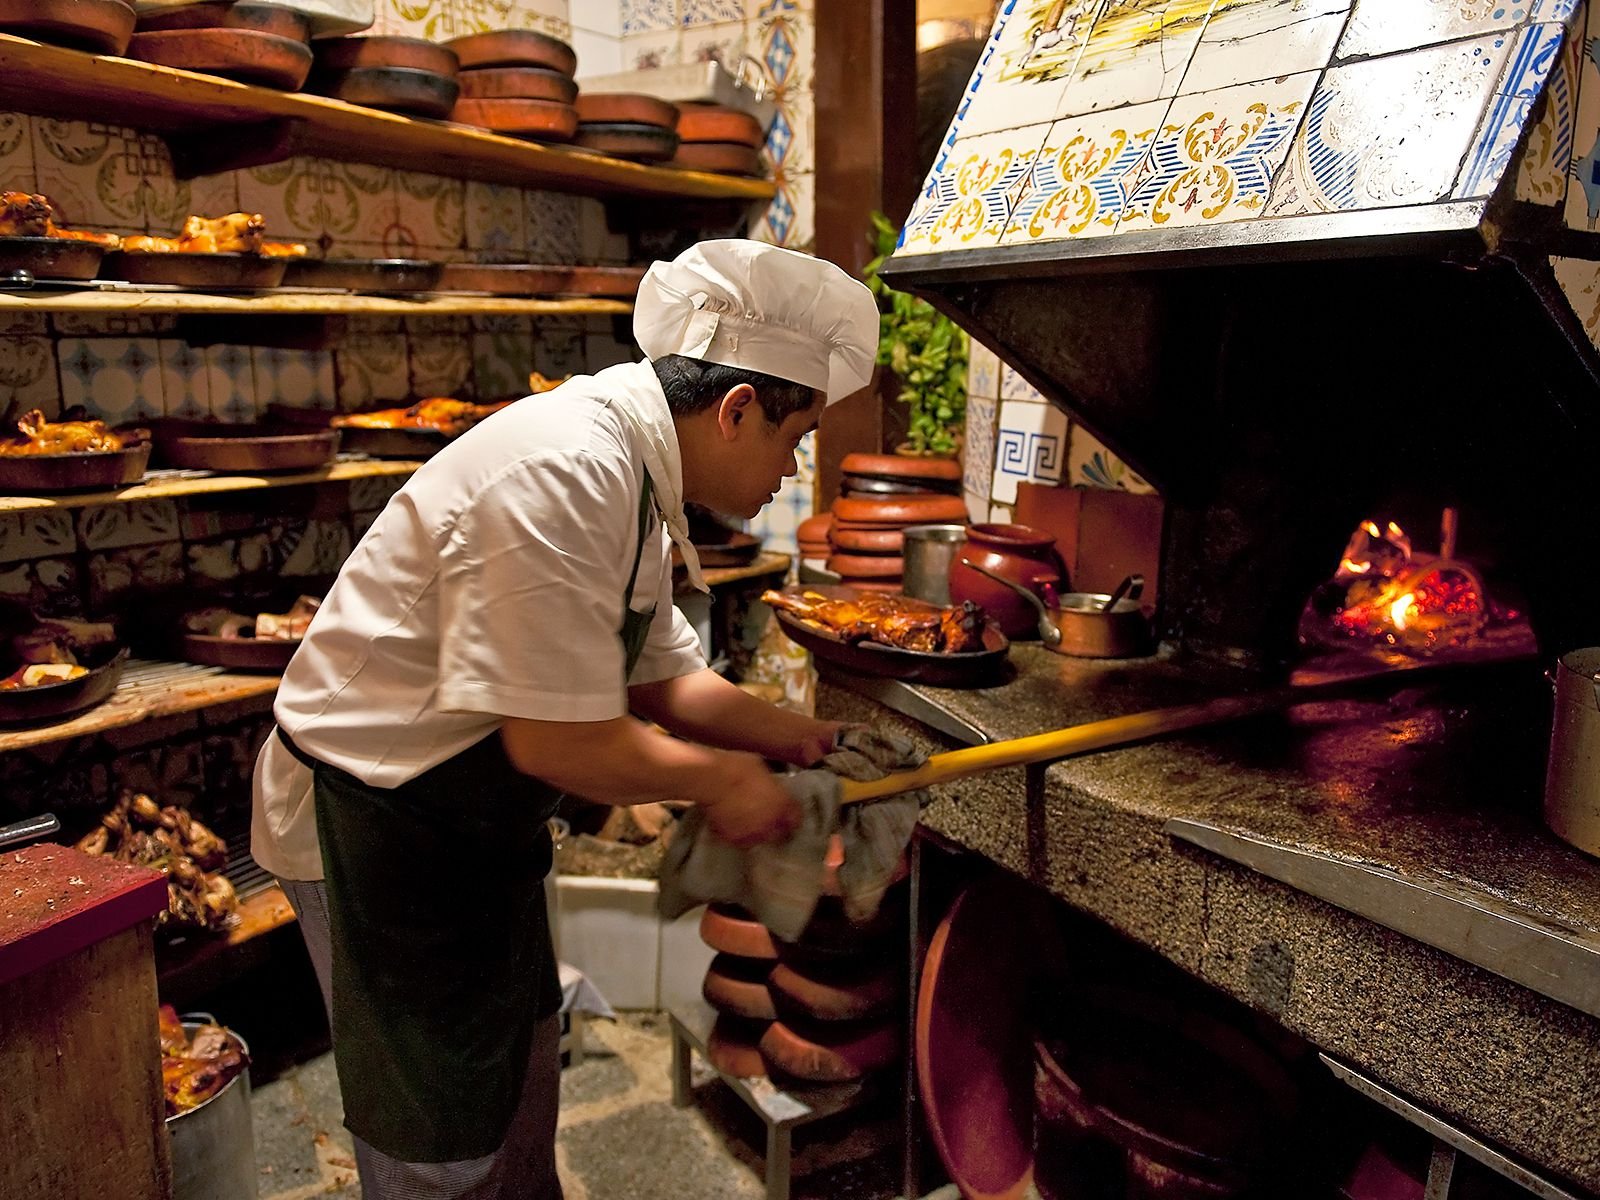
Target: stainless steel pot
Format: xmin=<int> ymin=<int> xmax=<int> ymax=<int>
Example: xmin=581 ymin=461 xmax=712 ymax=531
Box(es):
xmin=1544 ymin=648 xmax=1600 ymax=857
xmin=168 ymin=1017 xmax=256 ymax=1200
xmin=901 ymin=523 xmax=968 ymax=606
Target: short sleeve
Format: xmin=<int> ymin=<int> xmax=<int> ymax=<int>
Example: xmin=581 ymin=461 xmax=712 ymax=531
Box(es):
xmin=435 ymin=450 xmax=636 ymax=722
xmin=628 ymin=537 xmax=707 ymax=686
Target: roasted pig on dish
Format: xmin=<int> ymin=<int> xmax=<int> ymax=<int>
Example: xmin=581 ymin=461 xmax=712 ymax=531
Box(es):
xmin=332 ymin=397 xmax=512 ymax=436
xmin=123 ymin=211 xmax=267 ymax=254
xmin=0 ymin=409 xmax=128 ymax=455
xmin=0 ymin=190 xmax=122 ymax=247
xmin=762 ymin=589 xmax=986 ymax=654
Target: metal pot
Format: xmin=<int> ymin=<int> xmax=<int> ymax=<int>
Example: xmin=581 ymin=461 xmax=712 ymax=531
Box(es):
xmin=1544 ymin=648 xmax=1600 ymax=856
xmin=901 ymin=523 xmax=967 ymax=606
xmin=961 ymin=561 xmax=1152 ymax=658
xmin=168 ymin=1017 xmax=256 ymax=1200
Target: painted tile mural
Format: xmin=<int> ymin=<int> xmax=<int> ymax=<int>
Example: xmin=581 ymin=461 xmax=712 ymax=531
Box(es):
xmin=1517 ymin=11 xmax=1580 ymax=204
xmin=1565 ymin=0 xmax=1600 ymax=228
xmin=1457 ymin=20 xmax=1570 ymax=198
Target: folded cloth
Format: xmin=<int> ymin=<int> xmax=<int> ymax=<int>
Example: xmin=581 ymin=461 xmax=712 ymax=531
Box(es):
xmin=657 ymin=726 xmax=927 ymax=941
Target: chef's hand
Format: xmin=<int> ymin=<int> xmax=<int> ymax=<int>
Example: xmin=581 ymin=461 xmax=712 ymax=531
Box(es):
xmin=792 ymin=719 xmax=850 ymax=767
xmin=828 ymin=725 xmax=928 ymax=774
xmin=697 ymin=750 xmax=803 ymax=848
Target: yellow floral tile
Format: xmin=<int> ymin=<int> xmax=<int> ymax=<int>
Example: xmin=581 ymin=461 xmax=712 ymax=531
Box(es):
xmin=901 ymin=125 xmax=1051 ymax=254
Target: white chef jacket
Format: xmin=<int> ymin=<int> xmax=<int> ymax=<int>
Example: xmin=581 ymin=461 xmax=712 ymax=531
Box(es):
xmin=251 ymin=361 xmax=706 ymax=881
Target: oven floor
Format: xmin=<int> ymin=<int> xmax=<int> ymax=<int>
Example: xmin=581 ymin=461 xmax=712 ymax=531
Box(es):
xmin=249 ymin=1010 xmax=906 ymax=1200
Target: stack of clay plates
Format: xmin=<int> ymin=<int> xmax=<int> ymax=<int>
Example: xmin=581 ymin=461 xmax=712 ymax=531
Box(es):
xmin=797 ymin=512 xmax=832 ymax=562
xmin=826 ymin=453 xmax=965 ymax=593
xmin=572 ymin=93 xmax=680 ymax=162
xmin=446 ymin=29 xmax=579 ymax=142
xmin=670 ymin=102 xmax=766 ymax=176
xmin=697 ymin=840 xmax=908 ymax=1085
xmin=307 ymin=35 xmax=460 ymax=118
xmin=0 ymin=0 xmax=135 ymax=54
xmin=126 ymin=1 xmax=312 ymax=90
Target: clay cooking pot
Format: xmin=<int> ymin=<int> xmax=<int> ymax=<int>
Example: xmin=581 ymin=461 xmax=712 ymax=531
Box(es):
xmin=947 ymin=523 xmax=1067 ymax=641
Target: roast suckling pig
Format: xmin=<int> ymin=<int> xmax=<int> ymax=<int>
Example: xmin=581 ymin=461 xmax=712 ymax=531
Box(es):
xmin=332 ymin=397 xmax=514 ymax=436
xmin=123 ymin=211 xmax=267 ymax=255
xmin=0 ymin=409 xmax=127 ymax=455
xmin=762 ymin=588 xmax=985 ymax=654
xmin=0 ymin=191 xmax=120 ymax=246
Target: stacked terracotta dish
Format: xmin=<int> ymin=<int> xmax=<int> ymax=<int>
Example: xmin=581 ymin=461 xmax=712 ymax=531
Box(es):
xmin=126 ymin=1 xmax=314 ymax=90
xmin=824 ymin=452 xmax=966 ymax=592
xmin=671 ymin=103 xmax=767 ymax=176
xmin=573 ymin=93 xmax=680 ymax=162
xmin=307 ymin=35 xmax=460 ymax=118
xmin=0 ymin=0 xmax=136 ymax=53
xmin=698 ymin=839 xmax=908 ymax=1085
xmin=446 ymin=30 xmax=579 ymax=142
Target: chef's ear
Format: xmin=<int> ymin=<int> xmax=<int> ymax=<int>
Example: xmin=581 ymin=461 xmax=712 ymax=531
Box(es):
xmin=716 ymin=384 xmax=758 ymax=439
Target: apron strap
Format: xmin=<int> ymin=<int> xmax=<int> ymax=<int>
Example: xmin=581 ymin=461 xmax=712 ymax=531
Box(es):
xmin=275 ymin=724 xmax=321 ymax=771
xmin=625 ymin=468 xmax=655 ymax=599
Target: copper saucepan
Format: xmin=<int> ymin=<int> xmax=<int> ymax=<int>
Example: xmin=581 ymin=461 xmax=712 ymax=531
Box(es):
xmin=960 ymin=560 xmax=1151 ymax=658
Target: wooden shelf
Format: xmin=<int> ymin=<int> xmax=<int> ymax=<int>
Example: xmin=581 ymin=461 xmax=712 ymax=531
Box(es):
xmin=0 ymin=659 xmax=279 ymax=753
xmin=0 ymin=290 xmax=634 ymax=317
xmin=0 ymin=456 xmax=421 ymax=513
xmin=699 ymin=551 xmax=792 ymax=588
xmin=156 ymin=881 xmax=297 ymax=987
xmin=0 ymin=33 xmax=776 ymax=201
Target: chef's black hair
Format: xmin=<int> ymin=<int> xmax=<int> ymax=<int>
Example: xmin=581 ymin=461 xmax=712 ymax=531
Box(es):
xmin=651 ymin=354 xmax=819 ymax=426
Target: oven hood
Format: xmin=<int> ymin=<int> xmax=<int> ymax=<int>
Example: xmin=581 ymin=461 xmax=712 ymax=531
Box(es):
xmin=881 ymin=0 xmax=1600 ymax=666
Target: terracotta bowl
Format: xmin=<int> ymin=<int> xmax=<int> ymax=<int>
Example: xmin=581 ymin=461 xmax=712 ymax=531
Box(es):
xmin=706 ymin=1015 xmax=769 ymax=1079
xmin=574 ymin=91 xmax=679 ymax=129
xmin=841 ymin=451 xmax=963 ymax=484
xmin=833 ymin=494 xmax=969 ymax=526
xmin=124 ymin=27 xmax=312 ymax=89
xmin=677 ymin=103 xmax=765 ymax=148
xmin=759 ymin=1016 xmax=900 ymax=1083
xmin=701 ymin=953 xmax=777 ymax=1022
xmin=0 ymin=0 xmax=135 ymax=54
xmin=456 ymin=65 xmax=575 ymax=102
xmin=136 ymin=2 xmax=310 ymax=42
xmin=768 ymin=958 xmax=901 ymax=1024
xmin=668 ymin=141 xmax=762 ymax=176
xmin=312 ymin=34 xmax=458 ymax=77
xmin=573 ymin=122 xmax=679 ymax=162
xmin=451 ymin=97 xmax=578 ymax=141
xmin=444 ymin=29 xmax=575 ymax=75
xmin=309 ymin=65 xmax=460 ymax=118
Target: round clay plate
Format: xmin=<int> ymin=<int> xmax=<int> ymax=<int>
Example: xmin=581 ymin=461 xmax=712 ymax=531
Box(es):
xmin=444 ymin=29 xmax=576 ymax=75
xmin=125 ymin=27 xmax=313 ymax=89
xmin=669 ymin=141 xmax=762 ymax=176
xmin=309 ymin=66 xmax=460 ymax=118
xmin=0 ymin=644 xmax=128 ymax=727
xmin=0 ymin=0 xmax=135 ymax=54
xmin=180 ymin=632 xmax=299 ymax=671
xmin=451 ymin=97 xmax=577 ymax=141
xmin=702 ymin=954 xmax=777 ymax=1022
xmin=676 ymin=104 xmax=765 ymax=148
xmin=573 ymin=121 xmax=679 ymax=162
xmin=699 ymin=902 xmax=778 ymax=960
xmin=833 ymin=494 xmax=969 ymax=526
xmin=0 ymin=442 xmax=151 ymax=493
xmin=706 ymin=1016 xmax=769 ymax=1079
xmin=100 ymin=250 xmax=287 ymax=289
xmin=759 ymin=1017 xmax=901 ymax=1084
xmin=313 ymin=34 xmax=458 ymax=76
xmin=457 ymin=65 xmax=576 ymax=102
xmin=0 ymin=236 xmax=107 ymax=282
xmin=136 ymin=2 xmax=310 ymax=42
xmin=841 ymin=451 xmax=964 ymax=484
xmin=574 ymin=91 xmax=679 ymax=129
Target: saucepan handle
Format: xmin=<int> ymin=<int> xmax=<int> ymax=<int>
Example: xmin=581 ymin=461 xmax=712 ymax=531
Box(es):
xmin=0 ymin=812 xmax=60 ymax=851
xmin=961 ymin=559 xmax=1063 ymax=648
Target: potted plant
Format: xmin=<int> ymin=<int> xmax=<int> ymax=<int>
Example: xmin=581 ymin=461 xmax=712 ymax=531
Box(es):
xmin=861 ymin=211 xmax=969 ymax=458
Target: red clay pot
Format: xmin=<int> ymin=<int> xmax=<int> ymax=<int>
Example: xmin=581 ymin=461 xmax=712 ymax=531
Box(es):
xmin=948 ymin=522 xmax=1066 ymax=641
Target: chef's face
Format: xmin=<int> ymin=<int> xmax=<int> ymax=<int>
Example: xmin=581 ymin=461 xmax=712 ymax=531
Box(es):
xmin=718 ymin=387 xmax=825 ymax=519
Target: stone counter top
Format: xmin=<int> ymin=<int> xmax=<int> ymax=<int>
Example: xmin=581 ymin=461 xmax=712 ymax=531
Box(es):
xmin=817 ymin=646 xmax=1600 ymax=1194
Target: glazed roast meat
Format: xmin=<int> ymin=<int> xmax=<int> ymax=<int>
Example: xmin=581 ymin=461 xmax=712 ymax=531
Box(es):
xmin=0 ymin=190 xmax=53 ymax=236
xmin=0 ymin=409 xmax=126 ymax=455
xmin=332 ymin=397 xmax=513 ymax=435
xmin=762 ymin=588 xmax=985 ymax=654
xmin=122 ymin=211 xmax=267 ymax=254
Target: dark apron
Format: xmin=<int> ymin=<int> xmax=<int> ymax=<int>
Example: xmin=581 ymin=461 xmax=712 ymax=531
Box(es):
xmin=305 ymin=472 xmax=659 ymax=1163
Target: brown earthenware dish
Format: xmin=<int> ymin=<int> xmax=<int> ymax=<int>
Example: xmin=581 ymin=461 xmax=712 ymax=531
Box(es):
xmin=0 ymin=0 xmax=135 ymax=54
xmin=668 ymin=141 xmax=761 ymax=176
xmin=827 ymin=526 xmax=903 ymax=554
xmin=124 ymin=27 xmax=313 ymax=89
xmin=0 ymin=442 xmax=151 ymax=492
xmin=308 ymin=65 xmax=459 ymax=118
xmin=444 ymin=29 xmax=575 ymax=74
xmin=0 ymin=643 xmax=128 ymax=727
xmin=824 ymin=552 xmax=904 ymax=580
xmin=701 ymin=954 xmax=777 ymax=1022
xmin=0 ymin=236 xmax=107 ymax=282
xmin=100 ymin=250 xmax=287 ymax=289
xmin=573 ymin=121 xmax=679 ymax=162
xmin=281 ymin=256 xmax=444 ymax=293
xmin=840 ymin=451 xmax=963 ymax=482
xmin=832 ymin=494 xmax=969 ymax=526
xmin=450 ymin=96 xmax=577 ymax=140
xmin=574 ymin=91 xmax=679 ymax=129
xmin=145 ymin=419 xmax=339 ymax=472
xmin=135 ymin=2 xmax=309 ymax=42
xmin=180 ymin=631 xmax=299 ymax=671
xmin=759 ymin=1016 xmax=901 ymax=1083
xmin=676 ymin=104 xmax=765 ymax=147
xmin=457 ymin=65 xmax=576 ymax=102
xmin=706 ymin=1016 xmax=769 ymax=1079
xmin=768 ymin=958 xmax=902 ymax=1024
xmin=435 ymin=262 xmax=644 ymax=296
xmin=699 ymin=902 xmax=778 ymax=960
xmin=312 ymin=34 xmax=458 ymax=77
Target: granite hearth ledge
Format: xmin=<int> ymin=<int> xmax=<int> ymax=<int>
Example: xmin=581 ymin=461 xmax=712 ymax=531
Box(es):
xmin=817 ymin=645 xmax=1600 ymax=1194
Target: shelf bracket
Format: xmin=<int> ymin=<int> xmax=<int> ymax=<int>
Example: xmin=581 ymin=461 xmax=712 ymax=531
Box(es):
xmin=163 ymin=119 xmax=299 ymax=181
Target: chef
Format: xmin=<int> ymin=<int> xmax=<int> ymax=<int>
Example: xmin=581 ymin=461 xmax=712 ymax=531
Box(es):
xmin=249 ymin=238 xmax=881 ymax=1200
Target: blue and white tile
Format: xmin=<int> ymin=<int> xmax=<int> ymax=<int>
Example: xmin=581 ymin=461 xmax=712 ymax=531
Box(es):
xmin=1057 ymin=0 xmax=1214 ymax=118
xmin=901 ymin=125 xmax=1050 ymax=253
xmin=682 ymin=0 xmax=742 ymax=25
xmin=252 ymin=348 xmax=335 ymax=410
xmin=756 ymin=181 xmax=800 ymax=245
xmin=57 ymin=338 xmax=164 ymax=424
xmin=999 ymin=362 xmax=1046 ymax=402
xmin=157 ymin=340 xmax=208 ymax=419
xmin=205 ymin=343 xmax=257 ymax=422
xmin=1517 ymin=17 xmax=1580 ymax=204
xmin=1566 ymin=1 xmax=1600 ymax=228
xmin=969 ymin=339 xmax=1001 ymax=400
xmin=1554 ymin=254 xmax=1600 ymax=348
xmin=991 ymin=398 xmax=1067 ymax=504
xmin=1120 ymin=72 xmax=1314 ymax=231
xmin=465 ymin=181 xmax=528 ymax=259
xmin=623 ymin=0 xmax=677 ymax=35
xmin=0 ymin=337 xmax=61 ymax=419
xmin=1266 ymin=37 xmax=1511 ymax=214
xmin=0 ymin=511 xmax=74 ymax=565
xmin=527 ymin=190 xmax=584 ymax=263
xmin=1459 ymin=21 xmax=1569 ymax=197
xmin=1180 ymin=0 xmax=1350 ymax=94
xmin=963 ymin=392 xmax=998 ymax=501
xmin=1069 ymin=424 xmax=1155 ymax=493
xmin=77 ymin=500 xmax=180 ymax=552
xmin=1338 ymin=0 xmax=1569 ymax=60
xmin=1002 ymin=99 xmax=1167 ymax=243
xmin=623 ymin=27 xmax=684 ymax=68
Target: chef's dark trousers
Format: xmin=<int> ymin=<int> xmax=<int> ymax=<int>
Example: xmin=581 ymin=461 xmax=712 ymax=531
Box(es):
xmin=279 ymin=877 xmax=564 ymax=1200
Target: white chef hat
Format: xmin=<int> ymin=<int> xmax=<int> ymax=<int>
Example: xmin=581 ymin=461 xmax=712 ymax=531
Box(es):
xmin=634 ymin=239 xmax=879 ymax=404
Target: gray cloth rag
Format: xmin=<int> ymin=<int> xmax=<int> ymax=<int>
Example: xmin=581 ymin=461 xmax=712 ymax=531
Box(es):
xmin=657 ymin=727 xmax=927 ymax=942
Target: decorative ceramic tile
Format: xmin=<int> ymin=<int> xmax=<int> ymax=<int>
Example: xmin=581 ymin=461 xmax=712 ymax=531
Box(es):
xmin=748 ymin=465 xmax=810 ymax=556
xmin=1517 ymin=16 xmax=1579 ymax=203
xmin=392 ymin=171 xmax=466 ymax=253
xmin=473 ymin=330 xmax=535 ymax=400
xmin=156 ymin=340 xmax=208 ymax=419
xmin=0 ymin=314 xmax=47 ymax=336
xmin=536 ymin=324 xmax=588 ymax=379
xmin=1459 ymin=21 xmax=1568 ymax=197
xmin=1566 ymin=2 xmax=1600 ymax=227
xmin=1001 ymin=99 xmax=1165 ymax=242
xmin=778 ymin=170 xmax=814 ymax=250
xmin=901 ymin=125 xmax=1051 ymax=253
xmin=88 ymin=542 xmax=183 ymax=608
xmin=0 ymin=112 xmax=34 ymax=186
xmin=1554 ymin=254 xmax=1600 ymax=348
xmin=936 ymin=0 xmax=1066 ymax=142
xmin=1339 ymin=0 xmax=1572 ymax=60
xmin=1068 ymin=423 xmax=1155 ymax=492
xmin=963 ymin=392 xmax=998 ymax=500
xmin=1266 ymin=37 xmax=1511 ymax=214
xmin=578 ymin=198 xmax=629 ymax=263
xmin=0 ymin=511 xmax=74 ymax=565
xmin=57 ymin=338 xmax=164 ymax=424
xmin=334 ymin=335 xmax=411 ymax=410
xmin=281 ymin=518 xmax=352 ymax=577
xmin=0 ymin=556 xmax=77 ymax=605
xmin=1051 ymin=0 xmax=1219 ymax=119
xmin=992 ymin=397 xmax=1067 ymax=504
xmin=501 ymin=0 xmax=573 ymax=40
xmin=1180 ymin=0 xmax=1350 ymax=94
xmin=969 ymin=340 xmax=1001 ymax=399
xmin=682 ymin=0 xmax=742 ymax=24
xmin=574 ymin=2 xmax=622 ymax=36
xmin=624 ymin=27 xmax=683 ymax=67
xmin=50 ymin=313 xmax=177 ymax=337
xmin=682 ymin=19 xmax=746 ymax=68
xmin=206 ymin=344 xmax=257 ymax=422
xmin=252 ymin=348 xmax=336 ymax=410
xmin=185 ymin=168 xmax=241 ymax=227
xmin=0 ymin=337 xmax=61 ymax=419
xmin=999 ymin=362 xmax=1045 ymax=401
xmin=527 ymin=190 xmax=584 ymax=262
xmin=1120 ymin=72 xmax=1314 ymax=231
xmin=408 ymin=334 xmax=474 ymax=397
xmin=237 ymin=158 xmax=323 ymax=244
xmin=757 ymin=3 xmax=813 ymax=94
xmin=30 ymin=120 xmax=145 ymax=232
xmin=623 ymin=0 xmax=677 ymax=34
xmin=77 ymin=501 xmax=180 ymax=552
xmin=186 ymin=533 xmax=272 ymax=583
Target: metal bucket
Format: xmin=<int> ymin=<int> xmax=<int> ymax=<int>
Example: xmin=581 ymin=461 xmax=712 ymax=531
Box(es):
xmin=1544 ymin=648 xmax=1600 ymax=857
xmin=167 ymin=1017 xmax=257 ymax=1200
xmin=901 ymin=523 xmax=968 ymax=606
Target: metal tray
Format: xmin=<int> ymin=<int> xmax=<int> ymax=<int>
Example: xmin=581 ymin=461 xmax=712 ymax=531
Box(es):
xmin=0 ymin=644 xmax=128 ymax=726
xmin=767 ymin=585 xmax=1009 ymax=687
xmin=146 ymin=420 xmax=340 ymax=473
xmin=280 ymin=257 xmax=444 ymax=293
xmin=179 ymin=632 xmax=299 ymax=671
xmin=0 ymin=236 xmax=109 ymax=283
xmin=100 ymin=251 xmax=287 ymax=290
xmin=0 ymin=442 xmax=151 ymax=493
